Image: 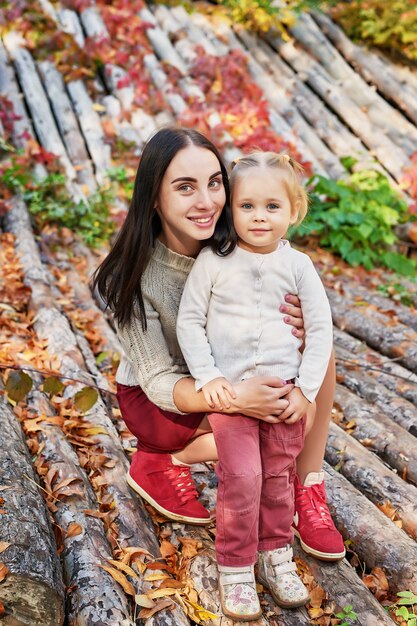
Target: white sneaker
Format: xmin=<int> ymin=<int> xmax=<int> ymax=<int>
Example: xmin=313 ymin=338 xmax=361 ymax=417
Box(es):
xmin=257 ymin=545 xmax=309 ymax=608
xmin=218 ymin=564 xmax=262 ymax=621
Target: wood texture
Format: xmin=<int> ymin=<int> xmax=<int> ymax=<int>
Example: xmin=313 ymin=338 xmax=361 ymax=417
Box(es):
xmin=0 ymin=397 xmax=65 ymax=626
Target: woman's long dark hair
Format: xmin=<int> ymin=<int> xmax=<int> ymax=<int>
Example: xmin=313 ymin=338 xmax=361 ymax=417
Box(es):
xmin=92 ymin=127 xmax=232 ymax=330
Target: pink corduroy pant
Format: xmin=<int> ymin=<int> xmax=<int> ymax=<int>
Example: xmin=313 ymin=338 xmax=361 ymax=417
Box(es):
xmin=208 ymin=412 xmax=306 ymax=567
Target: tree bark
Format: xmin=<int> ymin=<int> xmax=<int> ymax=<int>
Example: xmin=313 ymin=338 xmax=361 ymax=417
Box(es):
xmin=325 ymin=422 xmax=417 ymax=540
xmin=26 ymin=392 xmax=135 ymax=626
xmin=334 ymin=331 xmax=417 ymax=435
xmin=334 ymin=383 xmax=417 ymax=485
xmin=0 ymin=42 xmax=34 ymax=148
xmin=233 ymin=27 xmax=344 ymax=179
xmin=266 ymin=33 xmax=408 ymax=180
xmin=334 ymin=326 xmax=417 ymax=407
xmin=323 ymin=462 xmax=417 ymax=595
xmin=0 ymin=397 xmax=65 ymax=626
xmin=4 ymin=199 xmax=192 ymax=625
xmin=37 ymin=60 xmax=97 ymax=194
xmin=293 ymin=541 xmax=396 ymax=626
xmin=313 ymin=12 xmax=417 ymax=127
xmin=66 ymin=80 xmax=111 ymax=186
xmin=250 ymin=34 xmax=397 ymax=181
xmin=289 ymin=12 xmax=417 ymax=155
xmin=2 ymin=33 xmax=78 ymax=184
xmin=327 ymin=288 xmax=417 ymax=374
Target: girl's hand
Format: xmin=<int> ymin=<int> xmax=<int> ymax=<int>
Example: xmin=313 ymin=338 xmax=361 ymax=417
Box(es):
xmin=231 ymin=377 xmax=294 ymax=423
xmin=202 ymin=377 xmax=236 ymax=411
xmin=279 ymin=387 xmax=310 ymax=424
xmin=280 ymin=294 xmax=305 ymax=340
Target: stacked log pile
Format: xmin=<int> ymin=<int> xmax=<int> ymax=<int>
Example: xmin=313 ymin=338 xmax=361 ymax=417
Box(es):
xmin=0 ymin=1 xmax=417 ymax=625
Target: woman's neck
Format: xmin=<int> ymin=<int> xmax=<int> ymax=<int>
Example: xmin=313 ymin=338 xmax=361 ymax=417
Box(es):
xmin=158 ymin=232 xmax=203 ymax=259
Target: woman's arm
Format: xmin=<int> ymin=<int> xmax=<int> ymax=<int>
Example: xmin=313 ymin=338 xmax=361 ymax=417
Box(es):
xmin=173 ymin=376 xmax=294 ymax=422
xmin=116 ymin=296 xmax=190 ymax=414
xmin=281 ymin=294 xmax=305 ymax=340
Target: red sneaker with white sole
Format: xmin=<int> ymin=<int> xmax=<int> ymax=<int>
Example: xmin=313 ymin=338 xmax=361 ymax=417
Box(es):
xmin=126 ymin=450 xmax=212 ymax=525
xmin=293 ymin=472 xmax=345 ymax=561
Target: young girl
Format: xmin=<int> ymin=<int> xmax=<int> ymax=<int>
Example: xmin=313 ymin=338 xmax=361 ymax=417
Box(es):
xmin=177 ymin=152 xmax=334 ymax=620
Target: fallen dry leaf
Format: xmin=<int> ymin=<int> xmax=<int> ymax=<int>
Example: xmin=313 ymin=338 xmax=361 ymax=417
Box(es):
xmin=137 ymin=597 xmax=175 ymax=619
xmin=0 ymin=563 xmax=9 ymax=583
xmin=363 ymin=566 xmax=389 ymax=601
xmin=160 ymin=540 xmax=177 ymax=559
xmin=0 ymin=542 xmax=11 ymax=554
xmin=98 ymin=564 xmax=135 ymax=596
xmin=108 ymin=559 xmax=139 ymax=580
xmin=66 ymin=523 xmax=83 ymax=538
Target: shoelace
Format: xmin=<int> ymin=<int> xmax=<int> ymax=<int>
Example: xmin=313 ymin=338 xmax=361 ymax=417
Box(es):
xmin=165 ymin=465 xmax=198 ymax=504
xmin=297 ymin=483 xmax=333 ymax=529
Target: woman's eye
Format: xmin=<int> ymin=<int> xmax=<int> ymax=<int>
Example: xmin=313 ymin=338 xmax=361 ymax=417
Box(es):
xmin=209 ymin=179 xmax=222 ymax=189
xmin=179 ymin=184 xmax=193 ymax=192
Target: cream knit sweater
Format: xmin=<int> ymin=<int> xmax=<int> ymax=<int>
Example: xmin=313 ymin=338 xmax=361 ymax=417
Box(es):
xmin=115 ymin=239 xmax=194 ymax=413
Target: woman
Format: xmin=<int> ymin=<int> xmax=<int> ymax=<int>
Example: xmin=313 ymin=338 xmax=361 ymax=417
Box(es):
xmin=93 ymin=127 xmax=344 ymax=561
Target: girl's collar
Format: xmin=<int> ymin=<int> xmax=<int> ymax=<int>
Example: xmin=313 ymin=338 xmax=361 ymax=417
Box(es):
xmin=236 ymin=239 xmax=291 ymax=256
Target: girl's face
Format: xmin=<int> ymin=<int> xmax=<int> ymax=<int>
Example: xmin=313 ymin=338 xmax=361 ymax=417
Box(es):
xmin=231 ymin=167 xmax=299 ymax=254
xmin=156 ymin=144 xmax=226 ymax=257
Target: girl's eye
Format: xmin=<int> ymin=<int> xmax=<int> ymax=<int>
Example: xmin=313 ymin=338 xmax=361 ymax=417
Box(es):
xmin=241 ymin=203 xmax=253 ymax=209
xmin=268 ymin=203 xmax=280 ymax=210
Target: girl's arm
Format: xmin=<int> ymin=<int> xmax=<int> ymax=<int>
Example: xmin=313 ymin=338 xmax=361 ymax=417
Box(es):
xmin=176 ymin=250 xmax=224 ymax=390
xmin=280 ymin=256 xmax=333 ymax=420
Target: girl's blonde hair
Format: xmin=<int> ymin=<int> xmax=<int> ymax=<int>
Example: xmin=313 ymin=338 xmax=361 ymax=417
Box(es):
xmin=229 ymin=151 xmax=308 ymax=226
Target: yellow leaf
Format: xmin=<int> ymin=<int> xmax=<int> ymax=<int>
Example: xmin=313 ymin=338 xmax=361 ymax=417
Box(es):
xmin=98 ymin=564 xmax=135 ymax=595
xmin=184 ymin=598 xmax=218 ymax=621
xmin=147 ymin=588 xmax=177 ymax=599
xmin=135 ymin=594 xmax=155 ymax=608
xmin=80 ymin=426 xmax=108 ymax=436
xmin=0 ymin=543 xmax=10 ymax=554
xmin=108 ymin=559 xmax=139 ymax=580
xmin=144 ymin=573 xmax=170 ymax=582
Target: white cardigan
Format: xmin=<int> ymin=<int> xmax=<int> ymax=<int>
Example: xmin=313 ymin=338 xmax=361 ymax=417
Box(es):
xmin=177 ymin=241 xmax=333 ymax=403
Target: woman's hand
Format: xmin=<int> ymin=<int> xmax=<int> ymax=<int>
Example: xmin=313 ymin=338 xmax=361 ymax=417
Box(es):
xmin=229 ymin=377 xmax=294 ymax=423
xmin=280 ymin=294 xmax=305 ymax=340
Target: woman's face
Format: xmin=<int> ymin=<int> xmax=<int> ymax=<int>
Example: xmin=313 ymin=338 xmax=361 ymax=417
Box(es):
xmin=156 ymin=144 xmax=226 ymax=257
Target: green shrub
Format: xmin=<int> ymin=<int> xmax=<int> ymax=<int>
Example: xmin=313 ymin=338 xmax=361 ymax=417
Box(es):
xmin=330 ymin=0 xmax=417 ymax=62
xmin=292 ymin=163 xmax=416 ymax=276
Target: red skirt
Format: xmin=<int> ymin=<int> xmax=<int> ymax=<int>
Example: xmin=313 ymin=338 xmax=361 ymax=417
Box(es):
xmin=116 ymin=383 xmax=205 ymax=453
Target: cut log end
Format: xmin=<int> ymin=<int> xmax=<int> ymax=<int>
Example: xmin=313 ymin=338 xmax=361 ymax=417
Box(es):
xmin=0 ymin=574 xmax=64 ymax=626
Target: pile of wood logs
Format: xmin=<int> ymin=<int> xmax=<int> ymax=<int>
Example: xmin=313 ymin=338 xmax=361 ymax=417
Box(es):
xmin=1 ymin=1 xmax=417 ymax=625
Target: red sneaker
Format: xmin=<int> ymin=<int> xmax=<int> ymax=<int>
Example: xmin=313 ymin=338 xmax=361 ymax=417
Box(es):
xmin=126 ymin=451 xmax=213 ymax=525
xmin=293 ymin=472 xmax=345 ymax=561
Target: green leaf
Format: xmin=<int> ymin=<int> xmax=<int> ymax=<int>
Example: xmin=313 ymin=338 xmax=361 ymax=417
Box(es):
xmin=396 ymin=591 xmax=417 ymax=600
xmin=74 ymin=387 xmax=99 ymax=413
xmin=395 ymin=606 xmax=410 ymax=619
xmin=5 ymin=370 xmax=33 ymax=403
xmin=42 ymin=376 xmax=65 ymax=396
xmin=95 ymin=351 xmax=110 ymax=365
